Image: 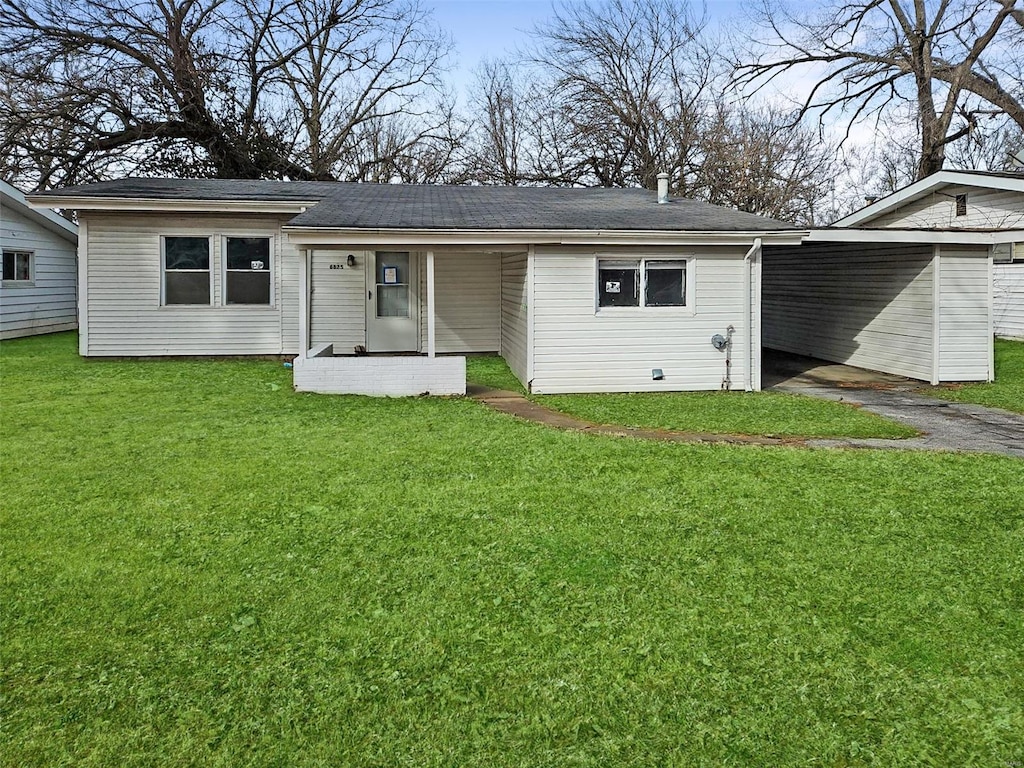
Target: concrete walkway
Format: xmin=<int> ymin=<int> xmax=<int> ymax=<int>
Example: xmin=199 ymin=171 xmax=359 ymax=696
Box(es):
xmin=468 ymin=381 xmax=1024 ymax=458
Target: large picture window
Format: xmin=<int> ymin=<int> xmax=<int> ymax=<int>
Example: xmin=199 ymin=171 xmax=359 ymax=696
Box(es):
xmin=2 ymin=250 xmax=33 ymax=282
xmin=598 ymin=258 xmax=688 ymax=308
xmin=163 ymin=236 xmax=211 ymax=304
xmin=225 ymin=237 xmax=271 ymax=305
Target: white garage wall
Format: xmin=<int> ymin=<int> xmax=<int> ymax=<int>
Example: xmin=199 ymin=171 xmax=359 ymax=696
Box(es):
xmin=530 ymin=246 xmax=752 ymax=394
xmin=938 ymin=245 xmax=992 ymax=381
xmin=762 ymin=243 xmax=935 ymax=381
xmin=993 ymin=262 xmax=1024 ymax=340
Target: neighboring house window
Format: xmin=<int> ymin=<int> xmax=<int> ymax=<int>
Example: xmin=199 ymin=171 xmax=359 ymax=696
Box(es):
xmin=163 ymin=236 xmax=211 ymax=305
xmin=955 ymin=194 xmax=967 ymax=217
xmin=598 ymin=258 xmax=688 ymax=308
xmin=2 ymin=250 xmax=33 ymax=282
xmin=224 ymin=236 xmax=271 ymax=305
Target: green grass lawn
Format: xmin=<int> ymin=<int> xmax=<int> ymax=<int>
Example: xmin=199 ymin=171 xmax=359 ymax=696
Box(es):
xmin=3 ymin=333 xmax=1023 ymax=766
xmin=930 ymin=338 xmax=1024 ymax=414
xmin=467 ymin=356 xmax=917 ymax=439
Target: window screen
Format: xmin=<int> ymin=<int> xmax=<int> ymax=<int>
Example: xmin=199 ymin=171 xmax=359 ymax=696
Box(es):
xmin=225 ymin=237 xmax=271 ymax=305
xmin=599 ymin=260 xmax=640 ymax=307
xmin=644 ymin=261 xmax=686 ymax=306
xmin=2 ymin=250 xmax=32 ymax=281
xmin=164 ymin=237 xmax=210 ymax=304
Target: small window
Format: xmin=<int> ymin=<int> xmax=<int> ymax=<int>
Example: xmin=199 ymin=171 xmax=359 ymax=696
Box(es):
xmin=225 ymin=237 xmax=271 ymax=305
xmin=163 ymin=236 xmax=211 ymax=304
xmin=2 ymin=250 xmax=33 ymax=282
xmin=645 ymin=261 xmax=686 ymax=306
xmin=599 ymin=260 xmax=640 ymax=307
xmin=955 ymin=193 xmax=967 ymax=217
xmin=598 ymin=258 xmax=689 ymax=309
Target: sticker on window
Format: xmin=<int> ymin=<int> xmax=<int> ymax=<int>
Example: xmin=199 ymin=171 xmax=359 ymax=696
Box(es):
xmin=384 ymin=267 xmax=398 ymax=284
xmin=605 ymin=281 xmax=621 ymax=293
xmin=250 ymin=260 xmax=265 ymax=270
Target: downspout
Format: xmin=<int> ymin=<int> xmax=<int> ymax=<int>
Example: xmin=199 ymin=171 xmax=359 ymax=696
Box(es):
xmin=743 ymin=238 xmax=762 ymax=391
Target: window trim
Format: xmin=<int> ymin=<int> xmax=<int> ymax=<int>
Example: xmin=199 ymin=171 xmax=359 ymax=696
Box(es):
xmin=2 ymin=249 xmax=34 ymax=285
xmin=595 ymin=255 xmax=694 ymax=314
xmin=221 ymin=234 xmax=275 ymax=308
xmin=161 ymin=235 xmax=213 ymax=306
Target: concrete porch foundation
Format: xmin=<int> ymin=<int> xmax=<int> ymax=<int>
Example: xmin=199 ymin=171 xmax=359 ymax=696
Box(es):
xmin=293 ymin=345 xmax=466 ymax=396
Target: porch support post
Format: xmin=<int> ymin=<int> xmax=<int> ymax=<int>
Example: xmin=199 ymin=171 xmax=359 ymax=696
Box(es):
xmin=299 ymin=248 xmax=311 ymax=358
xmin=426 ymin=250 xmax=436 ymax=358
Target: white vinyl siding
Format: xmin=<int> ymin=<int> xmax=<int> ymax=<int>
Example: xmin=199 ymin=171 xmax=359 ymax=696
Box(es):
xmin=938 ymin=246 xmax=992 ymax=381
xmin=81 ymin=212 xmax=297 ymax=356
xmin=500 ymin=252 xmax=529 ymax=386
xmin=869 ymin=187 xmax=1024 ymax=229
xmin=530 ymin=246 xmax=751 ymax=394
xmin=0 ymin=202 xmax=78 ymax=340
xmin=310 ymin=249 xmax=368 ymax=353
xmin=762 ymin=243 xmax=935 ymax=381
xmin=418 ymin=252 xmax=501 ymax=353
xmin=993 ymin=262 xmax=1024 ymax=339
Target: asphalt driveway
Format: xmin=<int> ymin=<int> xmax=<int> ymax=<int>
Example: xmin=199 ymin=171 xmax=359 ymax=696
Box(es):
xmin=765 ymin=350 xmax=1024 ymax=458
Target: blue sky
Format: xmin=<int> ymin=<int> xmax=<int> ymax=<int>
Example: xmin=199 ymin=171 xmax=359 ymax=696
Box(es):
xmin=425 ymin=0 xmax=749 ymax=94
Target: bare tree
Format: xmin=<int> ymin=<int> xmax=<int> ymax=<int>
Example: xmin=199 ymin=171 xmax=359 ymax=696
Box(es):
xmin=0 ymin=0 xmax=457 ymax=189
xmin=699 ymin=104 xmax=840 ymax=224
xmin=733 ymin=0 xmax=1024 ymax=179
xmin=525 ymin=0 xmax=713 ymax=191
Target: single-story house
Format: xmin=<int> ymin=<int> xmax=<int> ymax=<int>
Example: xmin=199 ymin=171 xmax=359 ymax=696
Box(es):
xmin=1 ymin=179 xmax=79 ymax=340
xmin=29 ymin=177 xmax=1014 ymax=395
xmin=834 ymin=169 xmax=1024 ymax=341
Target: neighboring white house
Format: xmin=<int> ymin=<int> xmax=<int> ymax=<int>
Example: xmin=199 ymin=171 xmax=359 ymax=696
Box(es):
xmin=834 ymin=169 xmax=1024 ymax=341
xmin=1 ymin=180 xmax=79 ymax=340
xmin=29 ymin=177 xmax=1009 ymax=395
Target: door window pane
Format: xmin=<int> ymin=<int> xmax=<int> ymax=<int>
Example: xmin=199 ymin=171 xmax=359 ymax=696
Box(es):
xmin=375 ymin=252 xmax=410 ymax=317
xmin=377 ymin=285 xmax=409 ymax=317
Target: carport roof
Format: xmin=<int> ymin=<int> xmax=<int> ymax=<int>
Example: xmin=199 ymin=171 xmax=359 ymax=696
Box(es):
xmin=32 ymin=177 xmax=800 ymax=232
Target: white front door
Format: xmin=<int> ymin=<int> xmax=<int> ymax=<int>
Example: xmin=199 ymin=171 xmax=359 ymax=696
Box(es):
xmin=366 ymin=251 xmax=418 ymax=352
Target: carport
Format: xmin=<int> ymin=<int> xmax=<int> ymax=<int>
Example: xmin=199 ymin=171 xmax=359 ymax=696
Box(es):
xmin=761 ymin=229 xmax=997 ymax=385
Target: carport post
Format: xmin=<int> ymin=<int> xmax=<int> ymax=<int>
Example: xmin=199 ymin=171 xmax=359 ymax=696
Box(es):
xmin=298 ymin=248 xmax=311 ymax=359
xmin=744 ymin=238 xmax=762 ymax=392
xmin=427 ymin=250 xmax=436 ymax=358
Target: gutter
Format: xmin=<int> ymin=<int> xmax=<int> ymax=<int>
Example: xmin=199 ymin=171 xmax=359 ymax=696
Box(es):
xmin=281 ymin=227 xmax=808 ymax=248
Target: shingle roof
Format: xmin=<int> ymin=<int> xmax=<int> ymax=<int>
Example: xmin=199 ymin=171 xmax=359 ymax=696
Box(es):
xmin=34 ymin=177 xmax=799 ymax=231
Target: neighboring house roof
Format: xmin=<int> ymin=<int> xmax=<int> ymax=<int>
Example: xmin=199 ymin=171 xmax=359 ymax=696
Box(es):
xmin=834 ymin=169 xmax=1024 ymax=227
xmin=31 ymin=177 xmax=800 ymax=232
xmin=1 ymin=180 xmax=79 ymax=244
